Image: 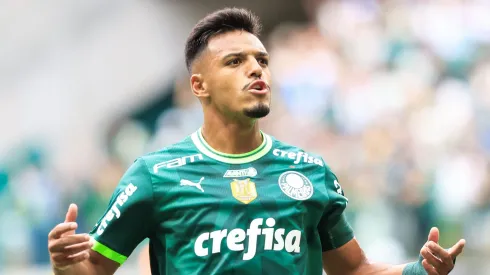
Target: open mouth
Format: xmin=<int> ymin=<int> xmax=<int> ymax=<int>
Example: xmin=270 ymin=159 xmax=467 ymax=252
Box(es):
xmin=248 ymin=80 xmax=268 ymax=94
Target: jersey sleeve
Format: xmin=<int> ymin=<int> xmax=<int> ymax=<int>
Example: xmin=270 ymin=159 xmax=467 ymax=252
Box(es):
xmin=317 ymin=165 xmax=354 ymax=251
xmin=89 ymin=158 xmax=154 ymax=265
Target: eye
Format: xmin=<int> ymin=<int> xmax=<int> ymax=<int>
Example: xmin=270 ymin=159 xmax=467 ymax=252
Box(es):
xmin=227 ymin=58 xmax=241 ymax=66
xmin=258 ymin=58 xmax=269 ymax=66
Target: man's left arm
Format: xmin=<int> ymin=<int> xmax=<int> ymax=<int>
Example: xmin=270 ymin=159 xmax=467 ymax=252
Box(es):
xmin=318 ymin=164 xmax=465 ymax=275
xmin=322 ymin=228 xmax=465 ymax=275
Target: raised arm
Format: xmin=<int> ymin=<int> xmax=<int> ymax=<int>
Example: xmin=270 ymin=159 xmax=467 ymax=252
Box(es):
xmin=322 ymin=228 xmax=465 ymax=275
xmin=48 ymin=158 xmax=155 ymax=275
xmin=319 ymin=163 xmax=465 ymax=275
xmin=48 ymin=204 xmax=120 ymax=275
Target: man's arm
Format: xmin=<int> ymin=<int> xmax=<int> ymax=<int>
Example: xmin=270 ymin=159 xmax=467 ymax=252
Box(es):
xmin=322 ymin=228 xmax=466 ymax=275
xmin=138 ymin=244 xmax=152 ymax=275
xmin=48 ymin=205 xmax=120 ymax=275
xmin=52 ymin=245 xmax=120 ymax=275
xmin=322 ymin=238 xmax=403 ymax=275
xmin=318 ymin=162 xmax=465 ymax=275
xmin=48 ymin=158 xmax=155 ymax=275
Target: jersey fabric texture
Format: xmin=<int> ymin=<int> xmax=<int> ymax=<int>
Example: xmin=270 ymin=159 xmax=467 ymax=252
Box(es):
xmin=89 ymin=129 xmax=353 ymax=275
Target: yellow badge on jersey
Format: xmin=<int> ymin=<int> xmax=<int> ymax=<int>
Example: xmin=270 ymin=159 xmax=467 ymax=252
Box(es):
xmin=230 ymin=178 xmax=257 ymax=204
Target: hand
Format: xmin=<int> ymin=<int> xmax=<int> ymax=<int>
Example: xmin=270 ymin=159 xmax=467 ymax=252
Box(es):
xmin=420 ymin=227 xmax=466 ymax=275
xmin=48 ymin=204 xmax=93 ymax=270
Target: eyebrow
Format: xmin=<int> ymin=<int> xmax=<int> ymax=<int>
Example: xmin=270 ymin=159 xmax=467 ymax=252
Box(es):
xmin=221 ymin=51 xmax=269 ymax=60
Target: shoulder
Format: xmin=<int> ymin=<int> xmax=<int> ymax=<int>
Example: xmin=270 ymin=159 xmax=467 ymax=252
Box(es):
xmin=270 ymin=136 xmax=327 ymax=169
xmin=269 ymin=136 xmax=345 ymax=196
xmin=270 ymin=136 xmax=340 ymax=185
xmin=138 ymin=135 xmax=203 ymax=173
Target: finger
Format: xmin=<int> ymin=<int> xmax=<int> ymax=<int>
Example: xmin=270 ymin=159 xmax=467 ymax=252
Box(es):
xmin=53 ymin=251 xmax=89 ymax=268
xmin=420 ymin=246 xmax=444 ymax=270
xmin=49 ymin=234 xmax=91 ymax=253
xmin=65 ymin=204 xmax=78 ymax=223
xmin=48 ymin=222 xmax=78 ymax=240
xmin=50 ymin=235 xmax=92 ymax=253
xmin=448 ymin=239 xmax=466 ymax=258
xmin=427 ymin=241 xmax=453 ymax=265
xmin=422 ymin=259 xmax=440 ymax=275
xmin=51 ymin=248 xmax=89 ymax=263
xmin=427 ymin=227 xmax=439 ymax=243
xmin=63 ymin=241 xmax=93 ymax=255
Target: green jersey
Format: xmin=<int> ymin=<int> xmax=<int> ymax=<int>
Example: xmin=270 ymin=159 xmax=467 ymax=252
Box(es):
xmin=89 ymin=129 xmax=353 ymax=275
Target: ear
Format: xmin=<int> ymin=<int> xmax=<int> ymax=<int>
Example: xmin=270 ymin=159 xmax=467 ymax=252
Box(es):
xmin=190 ymin=74 xmax=209 ymax=99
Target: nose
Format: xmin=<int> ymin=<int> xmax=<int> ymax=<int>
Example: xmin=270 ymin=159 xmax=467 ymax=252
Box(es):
xmin=247 ymin=58 xmax=263 ymax=79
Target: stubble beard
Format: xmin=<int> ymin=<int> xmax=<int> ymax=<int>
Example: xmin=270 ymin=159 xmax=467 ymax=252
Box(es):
xmin=243 ymin=102 xmax=270 ymax=119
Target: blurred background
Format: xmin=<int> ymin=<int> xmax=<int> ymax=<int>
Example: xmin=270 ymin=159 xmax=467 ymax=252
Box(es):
xmin=1 ymin=0 xmax=489 ymax=274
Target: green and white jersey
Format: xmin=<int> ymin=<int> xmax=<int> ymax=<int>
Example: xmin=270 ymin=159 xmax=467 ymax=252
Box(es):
xmin=89 ymin=129 xmax=353 ymax=275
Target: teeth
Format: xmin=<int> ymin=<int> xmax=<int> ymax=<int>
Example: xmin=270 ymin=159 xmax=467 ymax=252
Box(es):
xmin=252 ymin=84 xmax=262 ymax=90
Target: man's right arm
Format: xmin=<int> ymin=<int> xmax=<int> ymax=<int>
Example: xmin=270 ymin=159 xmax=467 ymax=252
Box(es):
xmin=53 ymin=250 xmax=120 ymax=275
xmin=48 ymin=205 xmax=120 ymax=275
xmin=49 ymin=158 xmax=155 ymax=275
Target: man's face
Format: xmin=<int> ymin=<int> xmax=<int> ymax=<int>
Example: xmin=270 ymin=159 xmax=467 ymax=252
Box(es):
xmin=195 ymin=30 xmax=272 ymax=119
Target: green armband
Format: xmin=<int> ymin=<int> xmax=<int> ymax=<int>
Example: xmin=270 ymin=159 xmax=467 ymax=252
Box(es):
xmin=402 ymin=253 xmax=457 ymax=275
xmin=402 ymin=256 xmax=426 ymax=275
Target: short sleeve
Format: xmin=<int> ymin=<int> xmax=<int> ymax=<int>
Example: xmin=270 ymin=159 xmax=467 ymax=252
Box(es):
xmin=89 ymin=158 xmax=154 ymax=265
xmin=317 ymin=166 xmax=354 ymax=251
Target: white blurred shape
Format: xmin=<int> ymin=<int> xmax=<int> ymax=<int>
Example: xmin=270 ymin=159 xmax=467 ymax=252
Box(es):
xmin=278 ymin=49 xmax=337 ymax=119
xmin=465 ymin=1 xmax=490 ymax=44
xmin=113 ymin=120 xmax=151 ymax=166
xmin=411 ymin=2 xmax=471 ymax=61
xmin=317 ymin=0 xmax=379 ymax=40
xmin=434 ymin=154 xmax=486 ymax=220
xmin=352 ymin=201 xmax=407 ymax=264
xmin=393 ymin=48 xmax=438 ymax=86
xmin=0 ymin=209 xmax=31 ymax=264
xmin=339 ymin=72 xmax=408 ymax=134
xmin=470 ymin=62 xmax=490 ymax=108
xmin=409 ymin=79 xmax=473 ymax=147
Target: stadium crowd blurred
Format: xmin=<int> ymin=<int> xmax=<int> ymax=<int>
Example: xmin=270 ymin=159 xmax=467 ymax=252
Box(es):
xmin=1 ymin=0 xmax=490 ymax=274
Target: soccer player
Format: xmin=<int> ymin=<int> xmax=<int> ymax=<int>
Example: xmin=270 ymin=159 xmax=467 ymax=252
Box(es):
xmin=47 ymin=7 xmax=465 ymax=275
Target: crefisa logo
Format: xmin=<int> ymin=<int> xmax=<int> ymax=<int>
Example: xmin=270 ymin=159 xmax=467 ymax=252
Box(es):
xmin=272 ymin=149 xmax=323 ymax=167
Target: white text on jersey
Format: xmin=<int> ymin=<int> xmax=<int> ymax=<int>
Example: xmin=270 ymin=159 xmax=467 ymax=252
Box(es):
xmin=153 ymin=154 xmax=203 ymax=172
xmin=223 ymin=167 xmax=257 ymax=178
xmin=273 ymin=149 xmax=323 ymax=167
xmin=96 ymin=183 xmax=138 ymax=235
xmin=194 ymin=218 xmax=301 ymax=260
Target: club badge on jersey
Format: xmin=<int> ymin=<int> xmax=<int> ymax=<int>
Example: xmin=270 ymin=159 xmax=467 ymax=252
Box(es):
xmin=278 ymin=171 xmax=314 ymax=201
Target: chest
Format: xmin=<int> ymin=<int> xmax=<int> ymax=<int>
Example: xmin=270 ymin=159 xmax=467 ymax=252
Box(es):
xmin=153 ymin=163 xmax=328 ymax=230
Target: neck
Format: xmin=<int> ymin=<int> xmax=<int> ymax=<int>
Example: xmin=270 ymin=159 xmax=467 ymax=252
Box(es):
xmin=201 ymin=109 xmax=263 ymax=155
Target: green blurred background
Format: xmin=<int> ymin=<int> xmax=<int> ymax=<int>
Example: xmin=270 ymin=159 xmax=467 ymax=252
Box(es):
xmin=1 ymin=0 xmax=489 ymax=274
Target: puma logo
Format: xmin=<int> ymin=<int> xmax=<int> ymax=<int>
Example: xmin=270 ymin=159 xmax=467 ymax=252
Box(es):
xmin=180 ymin=177 xmax=205 ymax=192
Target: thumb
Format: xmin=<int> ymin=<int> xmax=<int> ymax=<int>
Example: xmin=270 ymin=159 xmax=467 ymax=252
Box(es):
xmin=64 ymin=203 xmax=78 ymax=223
xmin=427 ymin=227 xmax=439 ymax=244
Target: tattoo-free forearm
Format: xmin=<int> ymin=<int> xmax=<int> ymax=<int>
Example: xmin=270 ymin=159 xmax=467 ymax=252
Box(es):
xmin=353 ymin=262 xmax=407 ymax=275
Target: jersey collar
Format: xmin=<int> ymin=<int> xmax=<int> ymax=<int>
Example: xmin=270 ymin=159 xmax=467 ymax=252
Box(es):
xmin=191 ymin=128 xmax=272 ymax=164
